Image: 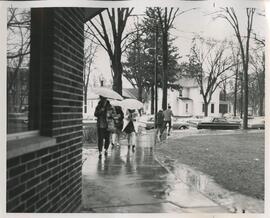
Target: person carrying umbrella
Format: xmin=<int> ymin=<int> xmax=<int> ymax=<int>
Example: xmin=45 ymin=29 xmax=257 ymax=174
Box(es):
xmin=111 ymin=105 xmax=124 ymax=148
xmin=94 ymin=95 xmax=111 ymax=158
xmin=123 ymin=108 xmax=139 ymax=152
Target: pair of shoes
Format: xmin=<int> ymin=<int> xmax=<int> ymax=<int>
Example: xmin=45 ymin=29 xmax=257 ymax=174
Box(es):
xmin=132 ymin=145 xmax=135 ymax=152
xmin=104 ymin=150 xmax=108 ymax=156
xmin=98 ymin=153 xmax=102 ymax=159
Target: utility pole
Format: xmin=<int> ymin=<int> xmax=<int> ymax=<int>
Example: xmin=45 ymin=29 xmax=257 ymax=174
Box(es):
xmin=154 ymin=22 xmax=158 ymax=128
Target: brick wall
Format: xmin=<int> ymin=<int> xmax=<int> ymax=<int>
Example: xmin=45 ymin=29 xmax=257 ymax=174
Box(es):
xmin=7 ymin=8 xmax=84 ymax=212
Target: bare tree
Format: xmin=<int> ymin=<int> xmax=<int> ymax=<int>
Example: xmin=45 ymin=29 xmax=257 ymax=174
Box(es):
xmin=230 ymin=42 xmax=241 ymax=116
xmin=155 ymin=7 xmax=197 ymax=110
xmin=7 ymin=8 xmax=30 ymax=113
xmin=219 ymin=7 xmax=256 ymax=129
xmin=85 ymin=8 xmax=134 ymax=95
xmin=83 ymin=32 xmax=98 ymax=113
xmin=189 ymin=38 xmax=234 ymax=116
xmin=250 ymin=47 xmax=265 ymax=116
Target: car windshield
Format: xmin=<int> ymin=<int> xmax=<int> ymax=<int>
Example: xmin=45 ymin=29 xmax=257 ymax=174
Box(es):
xmin=213 ymin=118 xmax=227 ymax=123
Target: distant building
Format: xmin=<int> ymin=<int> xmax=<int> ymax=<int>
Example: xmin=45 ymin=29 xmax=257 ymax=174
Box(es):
xmin=145 ymin=77 xmax=222 ymax=117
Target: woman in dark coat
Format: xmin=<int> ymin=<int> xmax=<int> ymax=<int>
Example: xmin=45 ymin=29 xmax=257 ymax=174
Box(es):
xmin=111 ymin=106 xmax=124 ymax=148
xmin=94 ymin=96 xmax=111 ymax=158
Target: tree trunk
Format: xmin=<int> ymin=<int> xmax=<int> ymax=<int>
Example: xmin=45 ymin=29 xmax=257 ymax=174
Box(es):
xmin=151 ymin=84 xmax=154 ymax=114
xmin=138 ymin=85 xmax=143 ymax=101
xmin=162 ymin=31 xmax=168 ymax=110
xmin=259 ymin=95 xmax=264 ymax=116
xmin=243 ymin=65 xmax=249 ymax=129
xmin=258 ymin=75 xmax=264 ymax=116
xmin=204 ymin=102 xmax=209 ymax=117
xmin=84 ymin=90 xmax=87 ymax=113
xmin=233 ymin=65 xmax=238 ymax=116
xmin=112 ymin=42 xmax=123 ymax=95
xmin=240 ymin=72 xmax=243 ymax=119
xmin=112 ymin=60 xmax=123 ymax=95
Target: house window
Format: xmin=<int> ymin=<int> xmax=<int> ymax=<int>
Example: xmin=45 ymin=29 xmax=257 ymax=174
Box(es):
xmin=7 ymin=8 xmax=31 ymax=134
xmin=202 ymin=103 xmax=205 ymax=113
xmin=179 ymin=89 xmax=182 ymax=97
xmin=186 ymin=103 xmax=188 ymax=113
xmin=211 ymin=103 xmax=215 ymax=113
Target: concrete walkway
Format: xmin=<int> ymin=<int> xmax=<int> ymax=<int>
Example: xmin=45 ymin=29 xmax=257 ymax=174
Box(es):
xmin=81 ymin=132 xmax=228 ymax=213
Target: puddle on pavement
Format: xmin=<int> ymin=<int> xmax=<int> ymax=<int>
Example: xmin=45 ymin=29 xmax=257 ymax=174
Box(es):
xmin=157 ymin=154 xmax=264 ymax=213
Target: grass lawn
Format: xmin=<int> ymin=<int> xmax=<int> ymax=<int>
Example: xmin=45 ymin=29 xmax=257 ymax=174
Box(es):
xmin=156 ymin=131 xmax=265 ymax=200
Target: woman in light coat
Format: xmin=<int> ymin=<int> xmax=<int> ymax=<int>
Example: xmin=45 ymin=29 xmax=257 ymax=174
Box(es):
xmin=122 ymin=109 xmax=138 ymax=151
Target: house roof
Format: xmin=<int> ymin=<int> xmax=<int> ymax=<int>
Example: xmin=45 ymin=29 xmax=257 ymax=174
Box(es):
xmin=123 ymin=88 xmax=148 ymax=100
xmin=122 ymin=88 xmax=137 ymax=99
xmin=176 ymin=78 xmax=198 ymax=88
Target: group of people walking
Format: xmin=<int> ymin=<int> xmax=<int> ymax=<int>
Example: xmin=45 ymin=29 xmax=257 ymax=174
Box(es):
xmin=156 ymin=105 xmax=174 ymax=141
xmin=94 ymin=95 xmax=174 ymax=158
xmin=94 ymin=96 xmax=138 ymax=158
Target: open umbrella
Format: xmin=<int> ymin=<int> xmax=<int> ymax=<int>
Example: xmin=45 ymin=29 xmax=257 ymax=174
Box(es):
xmin=91 ymin=87 xmax=123 ymax=100
xmin=121 ymin=99 xmax=143 ymax=110
xmin=110 ymin=100 xmax=123 ymax=107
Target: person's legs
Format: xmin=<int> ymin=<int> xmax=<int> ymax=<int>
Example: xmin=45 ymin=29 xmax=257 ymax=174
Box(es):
xmin=156 ymin=126 xmax=162 ymax=142
xmin=127 ymin=133 xmax=132 ymax=149
xmin=131 ymin=132 xmax=136 ymax=151
xmin=168 ymin=121 xmax=172 ymax=135
xmin=97 ymin=128 xmax=105 ymax=157
xmin=162 ymin=121 xmax=168 ymax=135
xmin=104 ymin=130 xmax=110 ymax=155
xmin=111 ymin=132 xmax=116 ymax=148
xmin=116 ymin=129 xmax=121 ymax=146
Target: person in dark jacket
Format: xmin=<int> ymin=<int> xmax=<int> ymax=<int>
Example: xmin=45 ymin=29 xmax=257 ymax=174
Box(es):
xmin=162 ymin=105 xmax=174 ymax=136
xmin=94 ymin=96 xmax=111 ymax=158
xmin=111 ymin=106 xmax=124 ymax=148
xmin=156 ymin=109 xmax=164 ymax=142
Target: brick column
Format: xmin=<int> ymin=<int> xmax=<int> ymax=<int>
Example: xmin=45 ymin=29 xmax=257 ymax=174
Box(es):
xmin=7 ymin=8 xmax=84 ymax=212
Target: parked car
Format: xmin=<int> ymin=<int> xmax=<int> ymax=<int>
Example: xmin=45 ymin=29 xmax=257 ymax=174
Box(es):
xmin=187 ymin=116 xmax=205 ymax=127
xmin=138 ymin=115 xmax=190 ymax=130
xmin=248 ymin=117 xmax=265 ymax=129
xmin=197 ymin=117 xmax=241 ymax=130
xmin=172 ymin=117 xmax=189 ymax=129
xmin=226 ymin=116 xmax=242 ymax=125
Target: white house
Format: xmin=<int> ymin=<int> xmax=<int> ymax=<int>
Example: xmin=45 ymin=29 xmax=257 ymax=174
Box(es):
xmin=145 ymin=78 xmax=221 ymax=117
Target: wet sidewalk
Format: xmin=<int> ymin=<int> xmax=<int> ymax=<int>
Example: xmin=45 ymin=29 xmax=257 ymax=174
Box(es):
xmin=81 ymin=132 xmax=228 ymax=213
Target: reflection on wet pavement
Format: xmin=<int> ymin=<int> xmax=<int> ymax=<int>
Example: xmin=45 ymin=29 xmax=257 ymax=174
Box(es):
xmin=156 ymin=153 xmax=264 ymax=213
xmin=82 ymin=133 xmax=227 ymax=213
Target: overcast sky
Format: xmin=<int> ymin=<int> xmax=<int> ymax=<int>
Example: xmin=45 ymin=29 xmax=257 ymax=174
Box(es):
xmin=91 ymin=0 xmax=266 ymax=88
